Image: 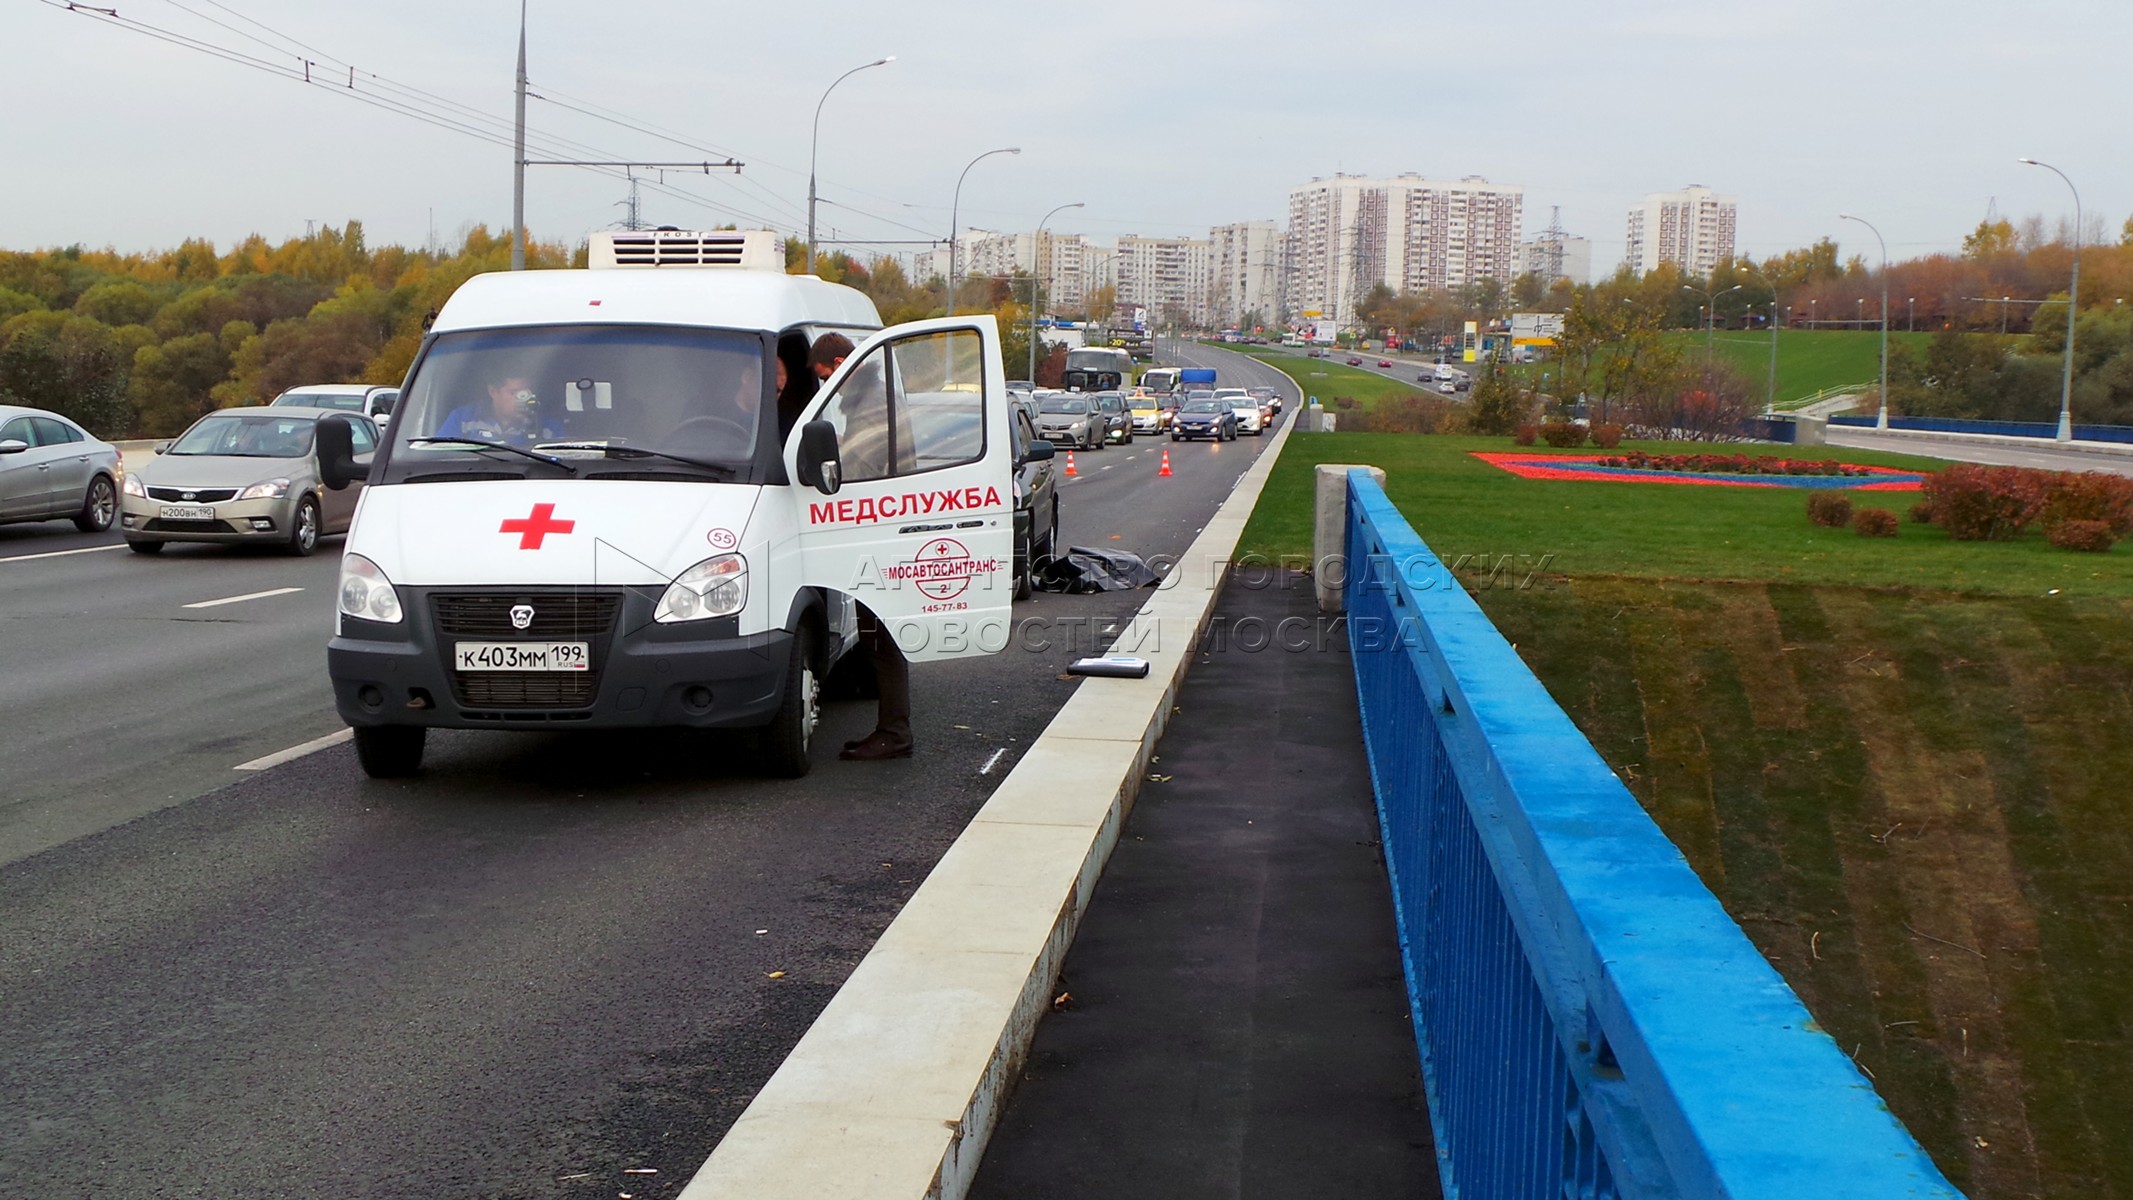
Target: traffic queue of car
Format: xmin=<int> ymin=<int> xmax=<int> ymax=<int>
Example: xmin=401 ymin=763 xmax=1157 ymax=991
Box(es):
xmin=1 ymin=382 xmax=392 ymax=556
xmin=1012 ymin=376 xmax=1282 ymax=451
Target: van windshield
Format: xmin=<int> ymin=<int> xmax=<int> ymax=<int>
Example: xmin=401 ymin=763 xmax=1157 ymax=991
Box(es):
xmin=380 ymin=325 xmax=770 ymax=483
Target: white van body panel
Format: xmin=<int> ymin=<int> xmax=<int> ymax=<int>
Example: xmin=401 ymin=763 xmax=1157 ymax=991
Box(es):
xmin=432 ymin=269 xmax=883 ymax=337
xmin=352 ymin=477 xmax=759 ymax=591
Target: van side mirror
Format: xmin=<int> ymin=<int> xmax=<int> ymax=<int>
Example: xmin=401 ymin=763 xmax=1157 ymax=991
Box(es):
xmin=316 ymin=416 xmax=360 ymax=491
xmin=795 ymin=419 xmax=842 ymax=495
xmin=1021 ymin=440 xmax=1054 ymax=463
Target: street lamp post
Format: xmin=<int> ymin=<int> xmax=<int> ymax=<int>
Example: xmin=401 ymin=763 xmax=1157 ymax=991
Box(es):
xmin=1028 ymin=201 xmax=1085 ymax=386
xmin=1908 ymin=296 xmax=1915 ymax=333
xmin=1682 ymin=282 xmax=1743 ymax=368
xmin=807 ymin=56 xmax=894 ymax=276
xmin=1838 ymin=213 xmax=1890 ymax=430
xmin=1737 ymin=261 xmax=1783 ymax=413
xmin=2020 ymin=157 xmax=2082 ymax=441
xmin=946 ymin=146 xmax=1021 ymax=317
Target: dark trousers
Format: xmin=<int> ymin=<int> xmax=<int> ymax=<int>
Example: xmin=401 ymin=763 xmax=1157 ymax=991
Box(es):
xmin=856 ymin=607 xmax=912 ymax=743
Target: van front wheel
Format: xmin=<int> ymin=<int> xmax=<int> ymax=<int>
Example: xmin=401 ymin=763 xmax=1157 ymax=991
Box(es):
xmin=354 ymin=725 xmax=425 ymax=778
xmin=759 ymin=626 xmax=820 ymax=778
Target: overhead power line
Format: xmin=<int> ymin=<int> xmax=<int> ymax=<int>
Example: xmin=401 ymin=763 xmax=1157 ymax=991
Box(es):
xmin=41 ymin=0 xmax=802 ymax=234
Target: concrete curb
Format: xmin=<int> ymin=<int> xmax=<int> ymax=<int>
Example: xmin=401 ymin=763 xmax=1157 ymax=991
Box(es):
xmin=678 ymin=408 xmax=1299 ymax=1200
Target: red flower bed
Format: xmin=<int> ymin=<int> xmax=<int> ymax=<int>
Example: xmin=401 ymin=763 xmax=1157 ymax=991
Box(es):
xmin=1596 ymin=451 xmax=1875 ymax=477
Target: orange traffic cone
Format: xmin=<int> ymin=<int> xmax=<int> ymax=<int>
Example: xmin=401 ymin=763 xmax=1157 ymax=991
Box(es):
xmin=1064 ymin=450 xmax=1078 ymax=478
xmin=1158 ymin=447 xmax=1173 ymax=477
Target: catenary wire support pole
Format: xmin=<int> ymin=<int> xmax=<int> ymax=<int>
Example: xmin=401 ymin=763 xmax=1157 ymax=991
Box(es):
xmin=2021 ymin=157 xmax=2082 ymax=441
xmin=947 ymin=146 xmax=1019 ymax=317
xmin=511 ymin=0 xmax=527 ymax=271
xmin=807 ymin=57 xmax=893 ymax=276
xmin=1029 ymin=202 xmax=1085 ymax=385
xmin=1839 ymin=213 xmax=1890 ymax=430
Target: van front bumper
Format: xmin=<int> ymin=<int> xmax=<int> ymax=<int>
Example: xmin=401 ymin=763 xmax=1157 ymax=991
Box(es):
xmin=329 ymin=587 xmax=792 ymax=730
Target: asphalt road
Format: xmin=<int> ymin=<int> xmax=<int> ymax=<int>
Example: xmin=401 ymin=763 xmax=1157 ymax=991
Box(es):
xmin=0 ymin=348 xmax=1297 ymax=1200
xmin=1827 ymin=427 xmax=2133 ymax=476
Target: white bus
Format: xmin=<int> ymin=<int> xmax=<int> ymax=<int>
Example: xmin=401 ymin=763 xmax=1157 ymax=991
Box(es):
xmin=1062 ymin=346 xmax=1132 ymax=392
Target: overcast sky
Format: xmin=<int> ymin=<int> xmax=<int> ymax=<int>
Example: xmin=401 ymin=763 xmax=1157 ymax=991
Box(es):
xmin=4 ymin=0 xmax=2126 ymax=276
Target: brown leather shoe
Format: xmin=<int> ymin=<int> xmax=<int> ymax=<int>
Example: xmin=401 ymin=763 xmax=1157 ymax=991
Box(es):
xmin=839 ymin=731 xmax=913 ymax=761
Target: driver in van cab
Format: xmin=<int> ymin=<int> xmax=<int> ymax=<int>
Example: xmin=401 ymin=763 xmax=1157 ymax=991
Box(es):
xmin=436 ymin=373 xmax=559 ymax=446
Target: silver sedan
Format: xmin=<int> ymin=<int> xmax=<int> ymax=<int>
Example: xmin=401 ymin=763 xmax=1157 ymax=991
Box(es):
xmin=119 ymin=407 xmax=373 ymax=556
xmin=0 ymin=405 xmax=123 ymax=533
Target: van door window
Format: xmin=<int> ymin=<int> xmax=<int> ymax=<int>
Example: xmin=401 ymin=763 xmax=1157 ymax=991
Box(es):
xmin=811 ymin=329 xmax=985 ymax=484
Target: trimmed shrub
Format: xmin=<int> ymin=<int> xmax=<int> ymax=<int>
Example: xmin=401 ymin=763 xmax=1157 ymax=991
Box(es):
xmin=1589 ymin=422 xmax=1624 ymax=449
xmin=1853 ymin=508 xmax=1899 ymax=537
xmin=2047 ymin=519 xmax=2116 ymax=553
xmin=2042 ymin=471 xmax=2133 ymax=537
xmin=1808 ymin=492 xmax=1855 ymax=528
xmin=1922 ymin=463 xmax=2050 ymax=541
xmin=1512 ymin=423 xmax=1538 ymax=446
xmin=1539 ymin=420 xmax=1587 ymax=448
xmin=1908 ymin=501 xmax=1935 ymax=525
xmin=1598 ymin=451 xmax=1871 ymax=477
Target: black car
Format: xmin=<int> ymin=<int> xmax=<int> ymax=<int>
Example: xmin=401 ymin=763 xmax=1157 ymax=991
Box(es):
xmin=1090 ymin=391 xmax=1134 ymax=445
xmin=1247 ymin=386 xmax=1282 ymax=414
xmin=1171 ymin=398 xmax=1238 ymax=442
xmin=1008 ymin=407 xmax=1060 ymax=601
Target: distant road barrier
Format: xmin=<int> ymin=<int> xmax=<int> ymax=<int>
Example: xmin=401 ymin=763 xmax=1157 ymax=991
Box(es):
xmin=1830 ymin=414 xmax=2133 ymax=444
xmin=1339 ymin=469 xmax=1962 ymax=1200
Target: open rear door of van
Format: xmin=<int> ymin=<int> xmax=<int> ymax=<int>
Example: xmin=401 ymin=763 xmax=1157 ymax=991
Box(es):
xmin=786 ymin=316 xmax=1013 ymax=663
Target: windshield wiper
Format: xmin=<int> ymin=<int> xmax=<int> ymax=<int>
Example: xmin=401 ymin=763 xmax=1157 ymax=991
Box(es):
xmin=406 ymin=436 xmax=578 ymax=474
xmin=535 ymin=442 xmax=737 ymax=479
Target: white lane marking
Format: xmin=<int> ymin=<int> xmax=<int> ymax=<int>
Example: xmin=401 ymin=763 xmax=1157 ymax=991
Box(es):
xmin=234 ymin=727 xmax=353 ymax=771
xmin=979 ymin=748 xmax=1008 ymax=776
xmin=0 ymin=543 xmax=127 ymax=564
xmin=1100 ymin=464 xmax=1114 ymax=470
xmin=183 ymin=586 xmax=304 ymax=609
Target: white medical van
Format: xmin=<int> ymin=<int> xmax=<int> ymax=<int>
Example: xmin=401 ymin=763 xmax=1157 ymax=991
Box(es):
xmin=320 ymin=230 xmax=1029 ymax=779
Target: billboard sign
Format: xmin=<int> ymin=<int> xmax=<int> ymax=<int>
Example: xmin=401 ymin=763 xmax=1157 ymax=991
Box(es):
xmin=1511 ymin=312 xmax=1564 ymax=346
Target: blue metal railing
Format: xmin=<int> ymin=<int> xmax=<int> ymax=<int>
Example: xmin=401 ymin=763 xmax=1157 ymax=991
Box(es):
xmin=1829 ymin=414 xmax=2133 ymax=443
xmin=1342 ymin=470 xmax=1962 ymax=1200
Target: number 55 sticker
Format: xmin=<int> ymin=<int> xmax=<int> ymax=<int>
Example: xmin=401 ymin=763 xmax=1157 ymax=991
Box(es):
xmin=706 ymin=527 xmax=738 ymax=550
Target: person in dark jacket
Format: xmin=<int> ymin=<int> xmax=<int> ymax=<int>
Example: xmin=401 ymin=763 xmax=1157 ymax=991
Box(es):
xmin=809 ymin=333 xmax=911 ymax=762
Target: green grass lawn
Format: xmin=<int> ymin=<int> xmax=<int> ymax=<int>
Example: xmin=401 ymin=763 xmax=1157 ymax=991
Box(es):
xmin=1229 ymin=330 xmax=1932 ymax=408
xmin=1240 ymin=429 xmax=2133 ymax=1199
xmin=1674 ymin=328 xmax=1934 ymax=406
xmin=1240 ymin=434 xmax=2133 ymax=597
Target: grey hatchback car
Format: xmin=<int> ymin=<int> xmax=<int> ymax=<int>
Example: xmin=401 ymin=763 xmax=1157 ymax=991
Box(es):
xmin=0 ymin=405 xmax=123 ymax=532
xmin=119 ymin=407 xmax=374 ymax=555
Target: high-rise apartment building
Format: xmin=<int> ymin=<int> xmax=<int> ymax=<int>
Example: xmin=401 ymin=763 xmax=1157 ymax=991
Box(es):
xmin=1286 ymin=174 xmax=1524 ymax=332
xmin=1625 ymin=185 xmax=1737 ymax=276
xmin=1207 ymin=221 xmax=1284 ymax=328
xmin=928 ymin=229 xmax=1112 ymax=315
xmin=1115 ymin=234 xmax=1212 ymax=327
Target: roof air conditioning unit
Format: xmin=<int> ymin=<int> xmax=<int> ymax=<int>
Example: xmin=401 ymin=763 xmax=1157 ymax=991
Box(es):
xmin=588 ymin=229 xmax=783 ymax=271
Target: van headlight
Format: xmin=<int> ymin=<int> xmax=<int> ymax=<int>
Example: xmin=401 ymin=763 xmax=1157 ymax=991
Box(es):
xmin=656 ymin=553 xmax=747 ymax=623
xmin=337 ymin=552 xmax=403 ymax=623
